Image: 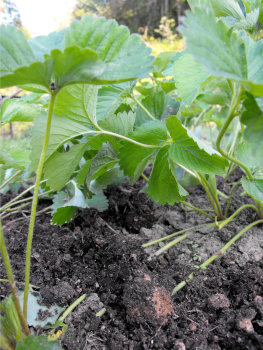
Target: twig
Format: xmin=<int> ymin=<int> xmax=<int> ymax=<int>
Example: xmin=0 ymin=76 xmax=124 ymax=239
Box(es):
xmin=98 ymin=216 xmax=118 ymax=233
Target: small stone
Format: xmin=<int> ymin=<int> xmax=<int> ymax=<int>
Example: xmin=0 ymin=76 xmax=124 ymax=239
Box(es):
xmin=189 ymin=322 xmax=197 ymax=331
xmin=174 ymin=341 xmax=186 ymax=350
xmin=237 ymin=318 xmax=254 ymax=333
xmin=208 ymin=294 xmax=230 ymax=309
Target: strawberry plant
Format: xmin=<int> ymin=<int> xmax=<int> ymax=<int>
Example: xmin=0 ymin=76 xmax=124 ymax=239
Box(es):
xmin=1 ymin=1 xmax=263 ymax=346
xmin=0 ymin=15 xmax=154 ymax=349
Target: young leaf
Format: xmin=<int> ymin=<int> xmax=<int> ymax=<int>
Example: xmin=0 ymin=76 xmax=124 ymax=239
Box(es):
xmin=76 ymin=159 xmax=93 ymax=186
xmin=135 ymin=87 xmax=178 ymax=126
xmin=98 ymin=111 xmax=135 ymax=137
xmin=86 ymin=142 xmax=119 ymax=187
xmin=148 ymin=146 xmax=188 ymax=205
xmin=51 ymin=181 xmax=88 ymax=225
xmin=89 ymin=167 xmax=125 ymax=194
xmin=153 ymin=52 xmax=176 ymax=76
xmin=166 ymin=116 xmax=229 ymax=175
xmin=211 ymin=0 xmax=244 ymax=19
xmin=0 ymin=98 xmax=41 ymax=124
xmin=119 ymin=120 xmax=167 ymax=183
xmin=172 ymin=54 xmax=210 ymax=105
xmin=43 ymin=142 xmax=89 ymax=191
xmin=54 ymin=84 xmax=98 ymax=126
xmin=97 ymin=85 xmax=134 ymax=121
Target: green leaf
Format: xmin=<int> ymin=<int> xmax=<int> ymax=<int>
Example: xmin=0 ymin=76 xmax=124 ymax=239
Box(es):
xmin=235 ymin=141 xmax=263 ymax=172
xmin=211 ymin=0 xmax=244 ymax=19
xmin=135 ymin=87 xmax=178 ymax=126
xmin=241 ymin=176 xmax=263 ymax=202
xmin=48 ymin=46 xmax=106 ymax=88
xmin=180 ymin=5 xmax=245 ymax=80
xmin=0 ymin=149 xmax=30 ymax=170
xmin=148 ymin=146 xmax=188 ymax=205
xmin=241 ymin=93 xmax=263 ymax=148
xmin=97 ymin=85 xmax=134 ymax=121
xmin=29 ymin=112 xmax=87 ymax=173
xmin=65 ymin=15 xmax=154 ymax=82
xmin=163 ymin=50 xmax=188 ymax=76
xmin=89 ymin=167 xmax=124 ymax=194
xmin=54 ymin=84 xmax=98 ymax=126
xmin=76 ymin=159 xmax=93 ymax=186
xmin=0 ymin=59 xmax=54 ymax=90
xmin=43 ymin=142 xmax=89 ymax=191
xmin=0 ymin=98 xmax=41 ymax=124
xmin=86 ymin=142 xmax=119 ymax=186
xmin=167 ymin=116 xmax=229 ymax=175
xmin=28 ymin=29 xmax=65 ymax=61
xmin=119 ymin=120 xmax=167 ymax=183
xmin=51 ymin=181 xmax=88 ymax=225
xmin=16 ymin=335 xmax=60 ymax=350
xmin=153 ymin=52 xmax=176 ymax=76
xmin=0 ymin=25 xmax=35 ymax=78
xmin=88 ymin=192 xmax=109 ymax=211
xmin=172 ymin=54 xmax=210 ymax=105
xmin=98 ymin=111 xmax=135 ymax=137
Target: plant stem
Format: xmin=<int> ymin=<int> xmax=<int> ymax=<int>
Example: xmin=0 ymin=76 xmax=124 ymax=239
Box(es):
xmin=0 ymin=170 xmax=22 ymax=191
xmin=198 ymin=173 xmax=223 ymax=219
xmin=216 ymin=84 xmax=253 ymax=181
xmin=141 ymin=173 xmax=149 ymax=182
xmin=0 ymin=219 xmax=30 ymax=336
xmin=149 ymin=233 xmax=189 ymax=259
xmin=131 ymin=94 xmax=155 ymax=120
xmin=197 ymin=174 xmax=219 ymax=217
xmin=0 ymin=180 xmax=47 ymax=212
xmin=58 ymin=294 xmax=86 ymax=322
xmin=0 ymin=334 xmax=15 ymax=350
xmin=23 ymin=90 xmax=58 ymax=320
xmin=181 ymin=201 xmax=214 ymax=220
xmin=224 ymin=181 xmax=240 ymax=218
xmin=255 ymin=200 xmax=263 ymax=219
xmin=142 ymin=223 xmax=217 ymax=248
xmin=224 ymin=163 xmax=238 ymax=182
xmin=172 ymin=219 xmax=263 ymax=294
xmin=217 ymin=204 xmax=258 ymax=230
xmin=181 ymin=203 xmax=214 ymax=212
xmin=1 ymin=190 xmax=54 ymax=212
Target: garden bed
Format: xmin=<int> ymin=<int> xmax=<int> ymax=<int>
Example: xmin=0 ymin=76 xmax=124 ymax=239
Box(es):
xmin=1 ymin=170 xmax=263 ymax=350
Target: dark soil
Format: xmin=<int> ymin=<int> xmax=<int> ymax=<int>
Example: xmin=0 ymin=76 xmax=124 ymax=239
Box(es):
xmin=1 ymin=171 xmax=263 ymax=350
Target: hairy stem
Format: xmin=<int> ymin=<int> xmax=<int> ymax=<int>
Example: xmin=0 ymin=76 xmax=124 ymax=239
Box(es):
xmin=216 ymin=83 xmax=253 ymax=181
xmin=23 ymin=90 xmax=58 ymax=320
xmin=0 ymin=219 xmax=30 ymax=336
xmin=172 ymin=219 xmax=263 ymax=294
xmin=0 ymin=170 xmax=22 ymax=191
